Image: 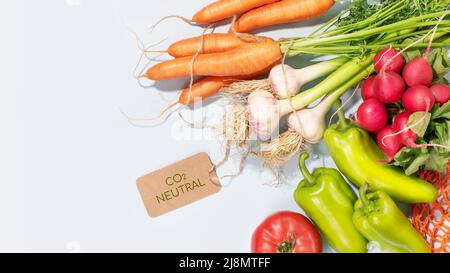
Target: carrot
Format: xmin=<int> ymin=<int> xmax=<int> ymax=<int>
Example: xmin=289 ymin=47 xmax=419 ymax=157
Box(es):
xmin=167 ymin=33 xmax=273 ymax=58
xmin=179 ymin=62 xmax=277 ymax=105
xmin=192 ymin=0 xmax=280 ymax=23
xmin=179 ymin=77 xmax=238 ymax=105
xmin=233 ymin=0 xmax=334 ymax=33
xmin=145 ymin=41 xmax=282 ymax=80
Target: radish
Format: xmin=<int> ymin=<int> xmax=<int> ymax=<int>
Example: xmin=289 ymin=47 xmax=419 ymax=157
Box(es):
xmin=402 ymin=85 xmax=435 ymax=113
xmin=392 ymin=112 xmax=418 ymax=147
xmin=373 ymin=71 xmax=405 ymax=103
xmin=372 ymin=46 xmax=407 ymax=104
xmin=401 ymin=23 xmax=438 ymax=88
xmin=361 ymin=76 xmax=377 ymax=101
xmin=377 ymin=125 xmax=405 ymax=162
xmin=356 ymin=98 xmax=388 ymax=133
xmin=402 ymin=58 xmax=434 ymax=87
xmin=374 ymin=46 xmax=405 ymax=74
xmin=430 ymin=84 xmax=450 ymax=105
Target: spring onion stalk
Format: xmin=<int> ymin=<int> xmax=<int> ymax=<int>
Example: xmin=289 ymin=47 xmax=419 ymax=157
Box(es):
xmin=286 ymin=65 xmax=374 ymax=144
xmin=278 ymin=54 xmax=375 ymax=116
xmin=323 ymin=65 xmax=375 ymax=108
xmin=269 ymin=57 xmax=348 ymax=98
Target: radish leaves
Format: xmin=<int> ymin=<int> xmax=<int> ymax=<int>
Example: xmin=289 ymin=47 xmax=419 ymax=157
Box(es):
xmin=409 ymin=112 xmax=431 ymax=138
xmin=392 ymin=101 xmax=450 ymax=174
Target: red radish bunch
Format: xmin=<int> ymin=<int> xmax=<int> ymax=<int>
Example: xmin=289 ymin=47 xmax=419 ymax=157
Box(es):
xmin=357 ymin=46 xmax=450 ymax=161
xmin=356 ymin=46 xmax=406 ymax=133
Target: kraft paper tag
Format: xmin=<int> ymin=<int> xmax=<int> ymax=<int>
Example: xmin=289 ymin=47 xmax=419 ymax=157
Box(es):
xmin=137 ymin=153 xmax=221 ymax=218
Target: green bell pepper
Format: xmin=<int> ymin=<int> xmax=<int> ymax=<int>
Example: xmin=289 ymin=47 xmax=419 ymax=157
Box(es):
xmin=353 ymin=183 xmax=431 ymax=253
xmin=323 ymin=108 xmax=437 ymax=204
xmin=294 ymin=153 xmax=367 ymax=253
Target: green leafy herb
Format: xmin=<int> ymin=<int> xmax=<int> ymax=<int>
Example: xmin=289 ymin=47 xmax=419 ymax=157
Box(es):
xmin=337 ymin=0 xmax=449 ymax=28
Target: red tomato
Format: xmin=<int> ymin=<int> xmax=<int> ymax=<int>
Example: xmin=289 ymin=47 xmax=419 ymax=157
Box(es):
xmin=251 ymin=211 xmax=322 ymax=253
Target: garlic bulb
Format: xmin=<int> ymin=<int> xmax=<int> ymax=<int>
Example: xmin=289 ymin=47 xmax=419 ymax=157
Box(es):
xmin=269 ymin=64 xmax=303 ymax=99
xmin=248 ymin=90 xmax=280 ymax=140
xmin=288 ymin=109 xmax=326 ymax=144
xmin=287 ymin=93 xmax=336 ymax=144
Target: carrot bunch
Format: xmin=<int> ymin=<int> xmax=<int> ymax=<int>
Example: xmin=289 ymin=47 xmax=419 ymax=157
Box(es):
xmin=143 ymin=0 xmax=337 ymax=106
xmin=146 ymin=38 xmax=280 ymax=80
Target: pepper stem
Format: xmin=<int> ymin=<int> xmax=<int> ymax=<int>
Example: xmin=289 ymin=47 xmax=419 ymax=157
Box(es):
xmin=299 ymin=153 xmax=315 ymax=186
xmin=359 ymin=183 xmax=371 ymax=207
xmin=336 ymin=99 xmax=351 ymax=130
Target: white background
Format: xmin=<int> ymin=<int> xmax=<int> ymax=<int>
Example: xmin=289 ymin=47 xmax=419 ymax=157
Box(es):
xmin=0 ymin=0 xmax=352 ymax=252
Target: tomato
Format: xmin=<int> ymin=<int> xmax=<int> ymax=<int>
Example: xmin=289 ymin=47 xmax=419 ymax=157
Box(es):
xmin=251 ymin=211 xmax=322 ymax=253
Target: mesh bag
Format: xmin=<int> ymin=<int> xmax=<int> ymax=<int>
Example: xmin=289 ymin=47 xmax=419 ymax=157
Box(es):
xmin=411 ymin=163 xmax=450 ymax=253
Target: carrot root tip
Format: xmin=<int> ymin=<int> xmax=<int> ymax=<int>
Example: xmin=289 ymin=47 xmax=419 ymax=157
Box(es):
xmin=120 ymin=101 xmax=181 ymax=127
xmin=144 ymin=50 xmax=168 ymax=54
xmin=150 ymin=15 xmax=199 ymax=31
xmin=177 ymin=109 xmax=212 ymax=130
